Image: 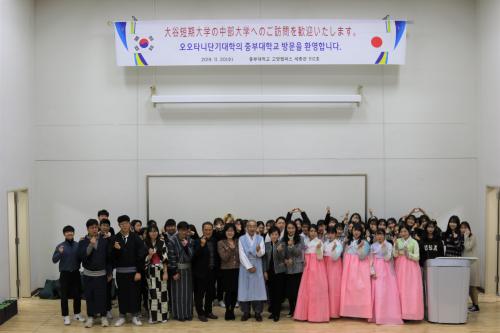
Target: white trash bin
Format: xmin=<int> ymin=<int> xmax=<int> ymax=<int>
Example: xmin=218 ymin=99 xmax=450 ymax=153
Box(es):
xmin=425 ymin=257 xmax=477 ymax=324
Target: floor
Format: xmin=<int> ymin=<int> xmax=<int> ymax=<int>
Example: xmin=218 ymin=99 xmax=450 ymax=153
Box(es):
xmin=1 ymin=295 xmax=499 ymax=333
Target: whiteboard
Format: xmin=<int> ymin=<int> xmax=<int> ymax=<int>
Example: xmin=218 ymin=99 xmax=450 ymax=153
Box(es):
xmin=147 ymin=174 xmax=367 ymax=228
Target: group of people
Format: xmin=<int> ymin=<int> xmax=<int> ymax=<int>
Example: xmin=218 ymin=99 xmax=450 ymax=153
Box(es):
xmin=51 ymin=207 xmax=480 ymax=328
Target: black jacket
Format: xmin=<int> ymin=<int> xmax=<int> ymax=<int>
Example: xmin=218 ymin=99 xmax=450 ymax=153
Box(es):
xmin=112 ymin=232 xmax=146 ymax=272
xmin=192 ymin=236 xmax=219 ymax=278
xmin=78 ymin=235 xmax=112 ymax=274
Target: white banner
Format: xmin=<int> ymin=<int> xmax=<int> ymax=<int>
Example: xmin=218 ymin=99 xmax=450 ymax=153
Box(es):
xmin=114 ymin=19 xmax=407 ymax=66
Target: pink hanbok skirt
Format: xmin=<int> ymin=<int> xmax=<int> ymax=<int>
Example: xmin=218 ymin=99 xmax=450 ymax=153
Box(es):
xmin=294 ymin=253 xmax=330 ymax=322
xmin=340 ymin=253 xmax=372 ymax=318
xmin=369 ymin=257 xmax=403 ymax=325
xmin=324 ymin=256 xmax=342 ymax=318
xmin=394 ymin=256 xmax=424 ymax=320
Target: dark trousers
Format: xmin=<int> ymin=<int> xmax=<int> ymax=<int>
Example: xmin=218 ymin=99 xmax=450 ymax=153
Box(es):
xmin=116 ymin=272 xmax=140 ymax=315
xmin=215 ymin=269 xmax=224 ymax=302
xmin=268 ymin=272 xmax=286 ymax=318
xmin=59 ymin=271 xmax=82 ymax=316
xmin=193 ymin=269 xmax=216 ymax=316
xmin=240 ymin=301 xmax=263 ymax=315
xmin=83 ymin=275 xmax=107 ymax=317
xmin=285 ymin=273 xmax=302 ymax=315
xmin=105 ymin=279 xmax=112 ymax=312
xmin=138 ymin=271 xmax=149 ymax=313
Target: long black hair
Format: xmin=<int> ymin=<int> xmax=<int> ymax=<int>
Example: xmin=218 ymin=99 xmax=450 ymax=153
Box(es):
xmin=145 ymin=225 xmax=164 ymax=253
xmin=282 ymin=221 xmax=301 ymax=245
xmin=347 ymin=223 xmax=365 ymax=245
xmin=445 ymin=215 xmax=460 ymax=236
xmin=189 ymin=224 xmax=200 ymax=240
xmin=424 ymin=220 xmax=440 ymax=240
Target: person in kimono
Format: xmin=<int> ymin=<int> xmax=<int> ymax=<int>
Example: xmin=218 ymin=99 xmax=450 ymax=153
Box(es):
xmin=323 ymin=226 xmax=343 ymax=319
xmin=167 ymin=221 xmax=194 ymax=321
xmin=144 ymin=225 xmax=169 ymax=324
xmin=78 ymin=219 xmax=113 ymax=328
xmin=98 ymin=218 xmax=114 ymax=320
xmin=237 ymin=220 xmax=267 ymax=322
xmin=369 ymin=229 xmax=403 ymax=325
xmin=112 ymin=215 xmax=146 ymax=327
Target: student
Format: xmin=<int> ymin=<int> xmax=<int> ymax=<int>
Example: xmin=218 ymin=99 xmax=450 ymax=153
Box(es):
xmin=98 ymin=219 xmax=114 ymax=320
xmin=336 ymin=222 xmax=346 ymax=244
xmin=419 ymin=220 xmax=444 ymax=267
xmin=256 ymin=221 xmax=265 ymax=235
xmin=144 ymin=225 xmax=169 ymax=324
xmin=264 ymin=220 xmax=275 ymax=238
xmin=340 ymin=223 xmax=371 ymax=319
xmin=192 ymin=222 xmax=219 ymax=322
xmin=189 ymin=224 xmax=201 ymax=241
xmin=52 ymin=225 xmax=85 ymax=325
xmin=366 ymin=218 xmax=378 ymax=244
xmin=162 ymin=219 xmax=177 ymax=243
xmin=217 ymin=223 xmax=240 ymax=320
xmin=131 ymin=219 xmax=143 ymax=234
xmin=167 ymin=221 xmax=194 ymax=321
xmin=263 ymin=226 xmax=287 ymax=322
xmin=78 ymin=219 xmax=112 ymax=328
xmin=286 ymin=208 xmax=311 ymax=242
xmin=394 ymin=225 xmax=424 ymax=320
xmin=369 ymin=229 xmax=403 ymax=325
xmin=323 ymin=226 xmax=343 ymax=319
xmin=213 ymin=217 xmax=226 ymax=308
xmin=294 ymin=224 xmax=329 ymax=323
xmin=113 ymin=215 xmax=146 ymax=327
xmin=265 ymin=216 xmax=286 ymax=242
xmin=317 ymin=220 xmax=327 ymax=242
xmin=282 ymin=221 xmax=304 ymax=318
xmin=237 ymin=220 xmax=267 ymax=322
xmin=98 ymin=209 xmax=115 ymax=235
xmin=460 ymin=222 xmax=480 ymax=312
xmin=442 ymin=216 xmax=464 ymax=257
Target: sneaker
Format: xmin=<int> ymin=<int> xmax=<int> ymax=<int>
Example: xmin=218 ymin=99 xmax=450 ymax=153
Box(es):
xmin=469 ymin=305 xmax=480 ymax=312
xmin=114 ymin=317 xmax=126 ymax=327
xmin=132 ymin=316 xmax=143 ymax=326
xmin=63 ymin=316 xmax=71 ymax=325
xmin=74 ymin=313 xmax=85 ymax=322
xmin=219 ymin=300 xmax=226 ymax=308
xmin=84 ymin=317 xmax=93 ymax=328
xmin=106 ymin=311 xmax=113 ymax=320
xmin=235 ymin=302 xmax=239 ymax=308
xmin=148 ymin=318 xmax=155 ymax=324
xmin=101 ymin=317 xmax=109 ymax=327
xmin=161 ymin=320 xmax=168 ymax=323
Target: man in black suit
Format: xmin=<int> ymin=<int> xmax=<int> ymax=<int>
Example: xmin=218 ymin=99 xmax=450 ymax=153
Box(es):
xmin=192 ymin=222 xmax=219 ymax=322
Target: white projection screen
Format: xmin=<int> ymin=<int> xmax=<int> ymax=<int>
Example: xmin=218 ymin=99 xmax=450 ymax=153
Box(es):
xmin=147 ymin=174 xmax=367 ymax=228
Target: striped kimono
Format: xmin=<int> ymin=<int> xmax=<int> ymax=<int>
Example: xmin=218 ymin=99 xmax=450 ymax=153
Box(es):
xmin=167 ymin=235 xmax=194 ymax=321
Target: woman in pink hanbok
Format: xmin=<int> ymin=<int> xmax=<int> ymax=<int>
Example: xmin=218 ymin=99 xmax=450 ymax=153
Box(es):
xmin=369 ymin=229 xmax=403 ymax=325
